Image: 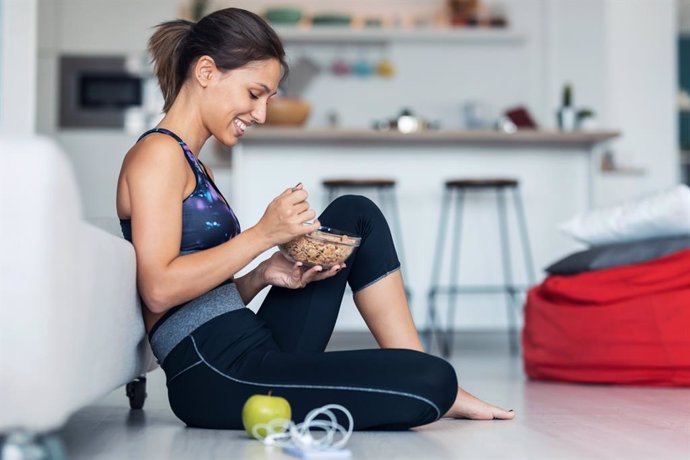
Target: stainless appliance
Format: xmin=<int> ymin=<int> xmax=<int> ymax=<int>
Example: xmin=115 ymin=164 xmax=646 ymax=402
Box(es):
xmin=59 ymin=55 xmax=158 ymax=129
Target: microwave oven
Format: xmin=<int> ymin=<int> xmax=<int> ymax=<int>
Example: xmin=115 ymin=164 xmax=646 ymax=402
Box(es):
xmin=59 ymin=55 xmax=159 ymax=129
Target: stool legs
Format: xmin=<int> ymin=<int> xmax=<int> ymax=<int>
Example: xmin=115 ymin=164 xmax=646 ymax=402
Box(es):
xmin=444 ymin=188 xmax=465 ymax=358
xmin=425 ymin=187 xmax=452 ymax=354
xmin=513 ymin=188 xmax=536 ymax=285
xmin=380 ymin=187 xmax=407 ymax=269
xmin=496 ymin=189 xmax=520 ymax=356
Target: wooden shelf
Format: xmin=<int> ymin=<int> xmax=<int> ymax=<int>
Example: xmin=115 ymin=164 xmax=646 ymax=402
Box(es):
xmin=273 ymin=26 xmax=525 ymax=45
xmin=601 ymin=166 xmax=646 ymax=176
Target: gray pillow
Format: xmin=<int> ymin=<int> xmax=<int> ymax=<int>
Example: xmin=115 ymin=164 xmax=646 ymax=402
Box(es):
xmin=545 ymin=234 xmax=690 ymax=275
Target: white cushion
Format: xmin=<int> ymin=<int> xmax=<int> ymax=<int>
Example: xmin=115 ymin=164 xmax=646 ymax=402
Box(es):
xmin=559 ymin=184 xmax=690 ymax=246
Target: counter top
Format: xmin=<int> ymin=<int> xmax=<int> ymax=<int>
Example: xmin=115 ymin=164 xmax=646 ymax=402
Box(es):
xmin=240 ymin=128 xmax=620 ymax=148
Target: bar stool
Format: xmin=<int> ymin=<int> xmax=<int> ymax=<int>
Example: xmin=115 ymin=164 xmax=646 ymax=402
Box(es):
xmin=322 ymin=178 xmax=411 ymax=300
xmin=425 ymin=178 xmax=536 ymax=357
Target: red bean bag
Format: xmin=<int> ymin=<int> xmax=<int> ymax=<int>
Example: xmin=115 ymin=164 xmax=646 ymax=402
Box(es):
xmin=522 ymin=248 xmax=690 ymax=386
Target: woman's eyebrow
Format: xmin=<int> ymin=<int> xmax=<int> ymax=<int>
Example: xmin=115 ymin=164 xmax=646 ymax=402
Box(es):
xmin=255 ymin=83 xmax=278 ymax=96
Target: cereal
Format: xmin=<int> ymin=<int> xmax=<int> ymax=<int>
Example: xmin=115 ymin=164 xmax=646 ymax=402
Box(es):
xmin=279 ymin=227 xmax=361 ymax=268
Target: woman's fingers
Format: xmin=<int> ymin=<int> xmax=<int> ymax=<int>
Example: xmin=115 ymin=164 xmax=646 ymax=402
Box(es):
xmin=284 ymin=188 xmax=309 ymax=205
xmin=283 ymin=182 xmax=303 ymax=194
xmin=290 ymin=218 xmax=320 ymax=238
xmin=301 ymin=265 xmax=324 ymax=281
xmin=290 ymin=201 xmax=309 ymax=215
xmin=302 ymin=263 xmax=344 ymax=284
xmin=275 ymin=261 xmax=345 ymax=289
xmin=279 ymin=188 xmax=318 ymax=227
xmin=298 ymin=205 xmax=316 ymax=218
xmin=291 ymin=261 xmax=304 ymax=285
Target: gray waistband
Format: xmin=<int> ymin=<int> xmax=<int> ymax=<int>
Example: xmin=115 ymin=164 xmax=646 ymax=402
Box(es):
xmin=149 ymin=282 xmax=245 ymax=363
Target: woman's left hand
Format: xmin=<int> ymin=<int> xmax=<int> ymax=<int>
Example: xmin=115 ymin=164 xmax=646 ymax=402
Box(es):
xmin=259 ymin=251 xmax=344 ymax=289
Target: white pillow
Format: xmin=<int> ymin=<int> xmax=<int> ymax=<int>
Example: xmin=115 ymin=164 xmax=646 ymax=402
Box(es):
xmin=559 ymin=184 xmax=690 ymax=246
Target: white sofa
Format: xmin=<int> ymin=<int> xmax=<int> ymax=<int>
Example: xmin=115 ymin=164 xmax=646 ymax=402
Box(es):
xmin=0 ymin=137 xmax=156 ymax=451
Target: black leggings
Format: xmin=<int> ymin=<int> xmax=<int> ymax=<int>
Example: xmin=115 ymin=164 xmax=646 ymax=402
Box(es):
xmin=161 ymin=195 xmax=458 ymax=430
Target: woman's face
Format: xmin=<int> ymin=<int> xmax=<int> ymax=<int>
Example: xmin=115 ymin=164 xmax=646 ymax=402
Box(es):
xmin=202 ymin=58 xmax=281 ymax=146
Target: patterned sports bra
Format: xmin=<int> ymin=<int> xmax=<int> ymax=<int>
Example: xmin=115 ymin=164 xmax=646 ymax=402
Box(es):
xmin=120 ymin=128 xmax=241 ymax=252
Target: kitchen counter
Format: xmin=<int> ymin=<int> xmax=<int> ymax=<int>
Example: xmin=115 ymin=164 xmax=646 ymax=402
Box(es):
xmin=242 ymin=128 xmax=620 ymax=148
xmin=228 ymin=127 xmax=624 ymax=330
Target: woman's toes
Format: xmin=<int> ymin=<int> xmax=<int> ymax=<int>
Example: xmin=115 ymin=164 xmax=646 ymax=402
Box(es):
xmin=492 ymin=408 xmax=516 ymax=420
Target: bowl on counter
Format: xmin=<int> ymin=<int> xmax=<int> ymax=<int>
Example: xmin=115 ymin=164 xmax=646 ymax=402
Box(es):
xmin=265 ymin=98 xmax=311 ymax=126
xmin=279 ymin=226 xmax=361 ymax=269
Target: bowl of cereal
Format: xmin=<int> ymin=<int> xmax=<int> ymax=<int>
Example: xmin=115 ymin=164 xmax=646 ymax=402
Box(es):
xmin=279 ymin=226 xmax=361 ymax=269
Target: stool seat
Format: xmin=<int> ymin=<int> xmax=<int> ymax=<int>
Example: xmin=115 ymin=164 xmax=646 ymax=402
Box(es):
xmin=445 ymin=178 xmax=518 ymax=189
xmin=323 ymin=179 xmax=396 ymax=188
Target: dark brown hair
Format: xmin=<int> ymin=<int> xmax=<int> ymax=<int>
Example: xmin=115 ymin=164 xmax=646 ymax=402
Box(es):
xmin=148 ymin=8 xmax=287 ymax=112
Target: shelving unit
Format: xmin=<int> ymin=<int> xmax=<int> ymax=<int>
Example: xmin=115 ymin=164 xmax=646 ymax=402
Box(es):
xmin=272 ymin=26 xmax=525 ymax=45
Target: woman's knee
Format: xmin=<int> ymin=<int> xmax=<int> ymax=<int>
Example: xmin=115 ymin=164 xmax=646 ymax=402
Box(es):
xmin=417 ymin=354 xmax=458 ymax=416
xmin=321 ymin=194 xmax=386 ymax=229
xmin=390 ymin=351 xmax=457 ymax=426
xmin=329 ymin=194 xmax=380 ymax=214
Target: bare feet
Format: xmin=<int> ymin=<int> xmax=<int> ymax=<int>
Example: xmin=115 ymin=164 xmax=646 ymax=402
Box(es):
xmin=444 ymin=387 xmax=515 ymax=420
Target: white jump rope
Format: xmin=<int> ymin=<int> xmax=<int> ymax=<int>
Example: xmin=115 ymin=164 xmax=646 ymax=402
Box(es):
xmin=252 ymin=404 xmax=353 ymax=452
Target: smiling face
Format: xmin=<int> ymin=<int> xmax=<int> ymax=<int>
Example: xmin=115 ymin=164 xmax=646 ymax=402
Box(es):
xmin=199 ymin=58 xmax=281 ymax=146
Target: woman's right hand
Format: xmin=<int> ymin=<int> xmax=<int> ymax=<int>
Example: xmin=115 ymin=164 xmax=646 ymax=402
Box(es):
xmin=254 ymin=183 xmax=320 ymax=246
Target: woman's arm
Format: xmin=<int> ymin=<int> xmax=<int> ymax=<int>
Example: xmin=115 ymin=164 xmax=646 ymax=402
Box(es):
xmin=234 ymin=262 xmax=268 ymax=305
xmin=123 ymin=136 xmax=319 ymax=314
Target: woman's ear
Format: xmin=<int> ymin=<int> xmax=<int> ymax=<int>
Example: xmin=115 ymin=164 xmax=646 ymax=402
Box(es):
xmin=194 ymin=55 xmax=217 ymax=88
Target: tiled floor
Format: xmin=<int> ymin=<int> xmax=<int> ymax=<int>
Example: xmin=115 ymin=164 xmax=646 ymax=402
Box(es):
xmin=55 ymin=332 xmax=690 ymax=460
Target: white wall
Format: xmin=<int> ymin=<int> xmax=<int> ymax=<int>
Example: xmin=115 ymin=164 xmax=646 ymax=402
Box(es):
xmin=35 ymin=0 xmax=180 ymax=222
xmin=543 ymin=0 xmax=678 ymax=207
xmin=1 ymin=0 xmax=37 ymax=135
xmin=598 ymin=0 xmax=678 ymax=203
xmin=32 ymin=0 xmax=680 ymax=330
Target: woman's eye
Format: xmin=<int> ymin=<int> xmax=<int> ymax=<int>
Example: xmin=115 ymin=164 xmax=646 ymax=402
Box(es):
xmin=249 ymin=92 xmax=259 ymax=100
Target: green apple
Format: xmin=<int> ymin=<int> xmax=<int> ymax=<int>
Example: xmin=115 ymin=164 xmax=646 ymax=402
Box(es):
xmin=241 ymin=392 xmax=292 ymax=439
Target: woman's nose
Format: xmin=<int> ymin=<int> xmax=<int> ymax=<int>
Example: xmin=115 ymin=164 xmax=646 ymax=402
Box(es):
xmin=251 ymin=102 xmax=267 ymax=125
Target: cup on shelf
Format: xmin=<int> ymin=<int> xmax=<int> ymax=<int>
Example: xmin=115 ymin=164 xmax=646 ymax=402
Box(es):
xmin=375 ymin=57 xmax=395 ymax=78
xmin=352 ymin=58 xmax=374 ymax=77
xmin=330 ymin=58 xmax=350 ymax=76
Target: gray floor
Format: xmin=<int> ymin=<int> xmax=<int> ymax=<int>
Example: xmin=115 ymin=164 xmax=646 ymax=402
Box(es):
xmin=56 ymin=332 xmax=690 ymax=460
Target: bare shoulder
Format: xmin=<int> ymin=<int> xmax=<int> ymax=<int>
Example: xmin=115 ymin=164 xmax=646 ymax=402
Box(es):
xmin=117 ymin=133 xmax=190 ymax=218
xmin=122 ymin=133 xmax=188 ymax=175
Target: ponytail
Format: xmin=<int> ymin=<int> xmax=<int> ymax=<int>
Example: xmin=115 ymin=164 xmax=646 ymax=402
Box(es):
xmin=148 ymin=19 xmax=194 ymax=113
xmin=147 ymin=9 xmax=287 ymax=114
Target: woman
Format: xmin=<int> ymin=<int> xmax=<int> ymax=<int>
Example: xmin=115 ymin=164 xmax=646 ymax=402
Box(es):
xmin=116 ymin=7 xmax=514 ymax=430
